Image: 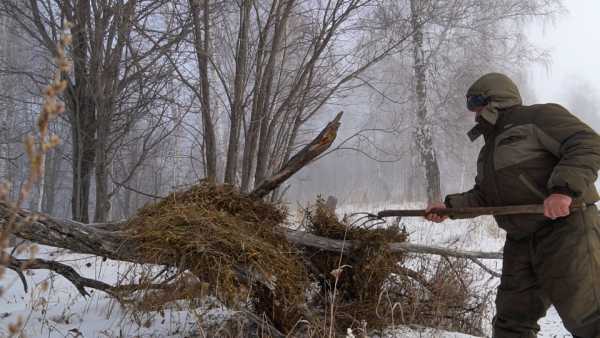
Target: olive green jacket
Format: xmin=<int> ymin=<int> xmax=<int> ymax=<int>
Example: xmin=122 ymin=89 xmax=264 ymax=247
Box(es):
xmin=446 ymin=74 xmax=600 ymax=236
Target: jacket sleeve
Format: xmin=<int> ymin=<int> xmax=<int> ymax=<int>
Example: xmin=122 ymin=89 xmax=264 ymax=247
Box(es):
xmin=444 ymin=184 xmax=487 ymax=219
xmin=445 ymin=184 xmax=487 ymax=208
xmin=534 ymin=104 xmax=600 ymax=198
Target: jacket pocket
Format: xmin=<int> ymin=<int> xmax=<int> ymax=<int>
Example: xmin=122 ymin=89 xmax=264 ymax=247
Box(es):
xmin=494 ymin=124 xmax=543 ymax=170
xmin=497 ymin=134 xmax=527 ymax=147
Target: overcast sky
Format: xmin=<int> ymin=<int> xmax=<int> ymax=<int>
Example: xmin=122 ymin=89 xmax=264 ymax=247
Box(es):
xmin=528 ymin=0 xmax=600 ymax=104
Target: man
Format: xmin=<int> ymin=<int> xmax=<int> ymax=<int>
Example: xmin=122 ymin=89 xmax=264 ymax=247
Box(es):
xmin=426 ymin=73 xmax=600 ymax=338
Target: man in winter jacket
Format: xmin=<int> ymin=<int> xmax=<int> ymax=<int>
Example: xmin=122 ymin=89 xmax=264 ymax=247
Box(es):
xmin=426 ymin=72 xmax=600 ymax=338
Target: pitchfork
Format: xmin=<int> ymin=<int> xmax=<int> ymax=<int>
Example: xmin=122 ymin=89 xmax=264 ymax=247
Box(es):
xmin=351 ymin=203 xmax=587 ymax=229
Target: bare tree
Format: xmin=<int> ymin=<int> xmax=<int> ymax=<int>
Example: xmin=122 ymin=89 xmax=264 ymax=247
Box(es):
xmin=411 ymin=0 xmax=441 ymax=203
xmin=189 ymin=0 xmax=218 ymax=181
xmin=1 ymin=0 xmax=188 ymax=221
xmin=384 ymin=0 xmax=560 ymax=203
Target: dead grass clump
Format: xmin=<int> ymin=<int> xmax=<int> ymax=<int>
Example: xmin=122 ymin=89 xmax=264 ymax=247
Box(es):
xmin=126 ymin=181 xmax=308 ymax=332
xmin=124 ymin=190 xmax=486 ymax=336
xmin=426 ymin=257 xmax=488 ymax=335
xmin=302 ymin=198 xmax=487 ymax=336
xmin=390 ymin=256 xmax=489 ymax=336
xmin=302 ymin=197 xmax=409 ymax=331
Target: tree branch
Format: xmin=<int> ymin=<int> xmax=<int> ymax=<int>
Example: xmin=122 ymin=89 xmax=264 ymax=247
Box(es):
xmin=250 ymin=112 xmax=343 ymax=198
xmin=1 ymin=202 xmax=502 ymax=274
xmin=467 ymin=257 xmax=502 ymax=277
xmin=3 ymin=254 xmax=114 ymax=297
xmin=284 ymin=229 xmax=503 ymax=260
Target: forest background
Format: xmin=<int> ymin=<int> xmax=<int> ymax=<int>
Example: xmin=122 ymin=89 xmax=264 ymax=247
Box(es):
xmin=1 ymin=0 xmax=597 ymax=228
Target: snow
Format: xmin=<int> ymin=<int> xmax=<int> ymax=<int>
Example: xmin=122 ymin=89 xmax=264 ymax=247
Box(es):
xmin=0 ymin=248 xmax=234 ymax=337
xmin=0 ymin=202 xmax=573 ymax=337
xmin=380 ymin=327 xmax=482 ymax=337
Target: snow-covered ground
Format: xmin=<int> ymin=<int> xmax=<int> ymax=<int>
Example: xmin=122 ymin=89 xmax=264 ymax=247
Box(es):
xmin=0 ymin=247 xmax=237 ymax=337
xmin=0 ymin=202 xmax=572 ymax=337
xmin=0 ymin=247 xmax=488 ymax=338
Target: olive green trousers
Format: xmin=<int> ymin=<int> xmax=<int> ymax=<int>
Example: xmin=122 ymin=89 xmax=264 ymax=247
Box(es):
xmin=493 ymin=206 xmax=600 ymax=338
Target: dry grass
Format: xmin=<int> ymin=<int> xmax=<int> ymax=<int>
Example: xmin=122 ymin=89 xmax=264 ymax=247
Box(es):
xmin=116 ymin=189 xmax=490 ymax=337
xmin=125 ymin=181 xmax=309 ymax=333
xmin=301 ymin=197 xmax=409 ymax=333
xmin=300 ymin=198 xmax=488 ymax=336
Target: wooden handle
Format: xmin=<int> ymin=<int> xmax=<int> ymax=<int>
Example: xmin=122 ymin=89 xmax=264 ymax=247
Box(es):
xmin=377 ymin=203 xmax=587 ymax=219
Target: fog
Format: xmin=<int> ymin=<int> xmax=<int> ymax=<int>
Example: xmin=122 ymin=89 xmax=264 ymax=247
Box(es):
xmin=528 ymin=0 xmax=600 ymax=129
xmin=2 ymin=0 xmax=597 ymax=219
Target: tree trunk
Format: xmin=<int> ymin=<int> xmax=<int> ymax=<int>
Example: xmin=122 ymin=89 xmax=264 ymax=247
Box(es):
xmin=190 ymin=0 xmax=217 ymax=181
xmin=240 ymin=96 xmax=262 ymax=191
xmin=122 ymin=182 xmax=132 ymax=218
xmin=224 ymin=0 xmax=252 ymax=184
xmin=253 ymin=0 xmax=295 ymax=188
xmin=94 ymin=111 xmax=111 ymax=222
xmin=35 ymin=152 xmax=45 ymax=212
xmin=240 ymin=0 xmax=273 ymax=192
xmin=70 ymin=111 xmax=95 ymax=223
xmin=411 ymin=0 xmax=441 ymax=203
xmin=93 ymin=0 xmax=136 ymax=222
xmin=42 ymin=146 xmax=61 ymax=214
xmin=254 ymin=105 xmax=272 ymax=186
xmin=68 ymin=0 xmax=96 ymax=223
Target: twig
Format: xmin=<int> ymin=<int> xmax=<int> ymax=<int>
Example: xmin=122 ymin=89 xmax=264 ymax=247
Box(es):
xmin=240 ymin=310 xmax=287 ymax=338
xmin=397 ymin=266 xmax=432 ymax=290
xmin=4 ymin=256 xmax=28 ymax=293
xmin=441 ymin=256 xmax=469 ymax=290
xmin=328 ymin=214 xmax=352 ymax=337
xmin=468 ymin=257 xmax=501 ymax=278
xmin=4 ymin=255 xmax=114 ymax=297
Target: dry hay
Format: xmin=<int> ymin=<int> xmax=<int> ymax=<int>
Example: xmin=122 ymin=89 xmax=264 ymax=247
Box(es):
xmin=126 ymin=181 xmax=308 ymax=332
xmin=301 ymin=198 xmax=486 ymax=336
xmin=302 ymin=197 xmax=409 ymax=331
xmin=123 ymin=185 xmax=485 ymax=336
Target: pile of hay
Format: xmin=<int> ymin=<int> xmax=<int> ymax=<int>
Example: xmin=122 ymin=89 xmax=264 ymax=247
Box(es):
xmin=302 ymin=197 xmax=409 ymax=331
xmin=301 ymin=199 xmax=486 ymax=336
xmin=124 ymin=184 xmax=485 ymax=336
xmin=126 ymin=182 xmax=308 ymax=332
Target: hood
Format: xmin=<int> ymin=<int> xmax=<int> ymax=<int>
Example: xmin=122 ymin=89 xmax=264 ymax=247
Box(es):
xmin=467 ymin=72 xmax=522 ymax=125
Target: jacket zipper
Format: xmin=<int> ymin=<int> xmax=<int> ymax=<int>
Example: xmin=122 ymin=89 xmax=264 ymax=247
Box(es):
xmin=486 ymin=128 xmax=503 ymax=205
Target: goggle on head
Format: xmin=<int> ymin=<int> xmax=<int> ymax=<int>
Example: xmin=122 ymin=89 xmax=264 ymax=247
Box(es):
xmin=466 ymin=95 xmax=490 ymax=111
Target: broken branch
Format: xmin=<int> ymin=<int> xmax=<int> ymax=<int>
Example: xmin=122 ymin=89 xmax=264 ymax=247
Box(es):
xmin=250 ymin=112 xmax=343 ymax=198
xmin=4 ymin=254 xmax=114 ymax=296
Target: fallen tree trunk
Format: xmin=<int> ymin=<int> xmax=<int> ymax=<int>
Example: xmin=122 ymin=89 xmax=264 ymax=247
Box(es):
xmin=0 ymin=203 xmax=502 ymax=263
xmin=0 ymin=202 xmax=502 ymax=301
xmin=0 ymin=203 xmax=147 ymax=264
xmin=284 ymin=229 xmax=503 ymax=259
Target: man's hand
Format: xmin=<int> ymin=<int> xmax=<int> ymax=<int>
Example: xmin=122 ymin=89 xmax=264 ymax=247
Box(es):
xmin=544 ymin=193 xmax=573 ymax=219
xmin=425 ymin=202 xmax=448 ymax=223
